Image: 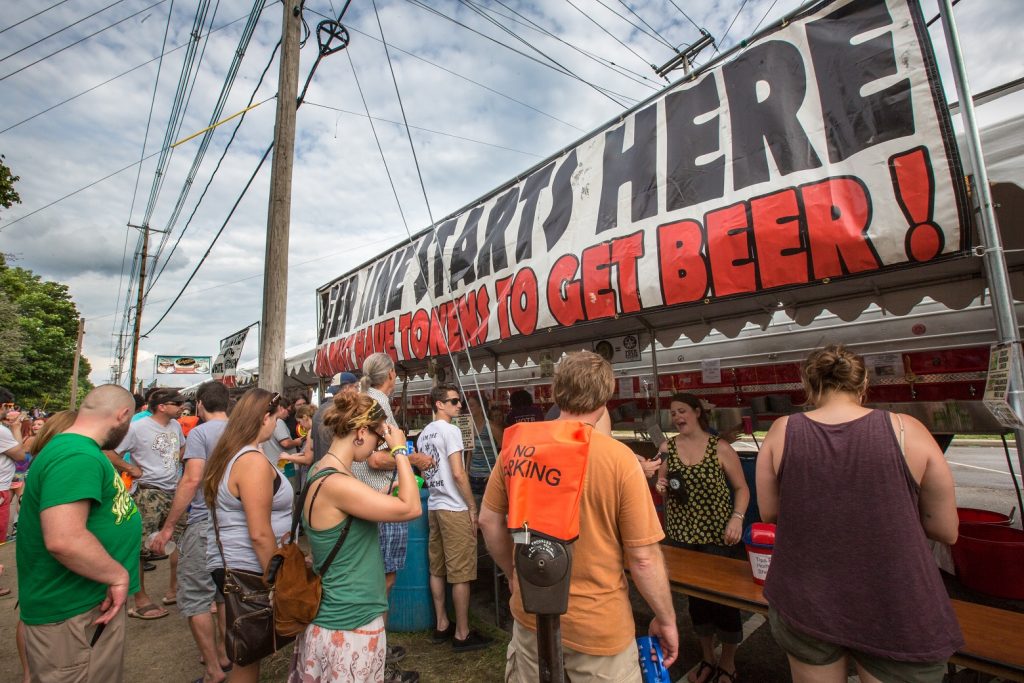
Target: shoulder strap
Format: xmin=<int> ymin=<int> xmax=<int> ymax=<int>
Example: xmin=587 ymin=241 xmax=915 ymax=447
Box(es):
xmin=299 ymin=466 xmax=356 ymax=576
xmin=317 ymin=516 xmax=355 ymax=577
xmin=290 ymin=466 xmax=339 ymax=542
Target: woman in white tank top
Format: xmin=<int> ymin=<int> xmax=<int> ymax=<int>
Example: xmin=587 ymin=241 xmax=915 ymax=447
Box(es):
xmin=202 ymin=388 xmax=294 ymax=683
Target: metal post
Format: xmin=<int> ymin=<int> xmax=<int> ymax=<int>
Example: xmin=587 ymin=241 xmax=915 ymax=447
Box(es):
xmin=535 ymin=614 xmax=565 ymax=683
xmin=938 ymin=0 xmax=1024 ymax=482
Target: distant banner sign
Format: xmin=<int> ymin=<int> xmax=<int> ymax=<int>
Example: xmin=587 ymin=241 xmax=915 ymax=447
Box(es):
xmin=156 ymin=355 xmax=212 ymax=375
xmin=315 ymin=0 xmax=968 ymax=375
xmin=212 ymin=326 xmax=252 ymax=380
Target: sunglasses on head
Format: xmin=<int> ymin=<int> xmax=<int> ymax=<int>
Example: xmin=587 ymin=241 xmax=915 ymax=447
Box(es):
xmin=267 ymin=393 xmax=282 ymax=412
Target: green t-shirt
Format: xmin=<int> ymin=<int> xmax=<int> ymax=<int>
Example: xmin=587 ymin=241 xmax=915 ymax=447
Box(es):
xmin=16 ymin=433 xmax=142 ymax=625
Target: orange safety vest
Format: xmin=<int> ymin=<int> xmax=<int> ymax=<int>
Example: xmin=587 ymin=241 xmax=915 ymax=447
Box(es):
xmin=502 ymin=420 xmax=591 ymax=543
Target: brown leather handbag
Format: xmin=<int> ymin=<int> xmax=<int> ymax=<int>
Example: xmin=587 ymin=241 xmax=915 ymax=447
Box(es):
xmin=211 ymin=497 xmax=294 ymax=666
xmin=267 ymin=468 xmax=353 ymax=637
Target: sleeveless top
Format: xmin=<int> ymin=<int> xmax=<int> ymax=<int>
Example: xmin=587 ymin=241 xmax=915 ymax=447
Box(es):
xmin=304 ymin=467 xmax=387 ymax=631
xmin=664 ymin=434 xmax=732 ymax=545
xmin=207 ymin=446 xmax=294 ymax=573
xmin=764 ymin=411 xmax=964 ymax=661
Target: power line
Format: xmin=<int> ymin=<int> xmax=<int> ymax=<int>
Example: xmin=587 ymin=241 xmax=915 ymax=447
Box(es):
xmin=472 ymin=0 xmax=661 ymax=91
xmin=0 ymin=0 xmax=75 ymax=36
xmin=604 ymin=0 xmax=674 ymax=49
xmin=751 ymin=0 xmax=781 ymax=35
xmin=305 ymin=8 xmax=587 ymax=132
xmin=303 ymin=100 xmax=545 ymax=157
xmin=0 ymin=0 xmax=169 ymax=82
xmin=141 ymin=142 xmax=274 ymax=337
xmin=562 ymin=0 xmax=656 ymax=77
xmin=713 ymin=0 xmax=750 ymax=58
xmin=0 ymin=0 xmax=129 ymax=64
xmin=664 ymin=0 xmax=701 ymax=32
xmin=402 ymin=0 xmax=637 ymax=106
xmin=0 ymin=5 xmax=275 ymax=136
xmin=146 ymin=39 xmax=281 ymax=291
xmin=453 ymin=0 xmax=634 ymax=107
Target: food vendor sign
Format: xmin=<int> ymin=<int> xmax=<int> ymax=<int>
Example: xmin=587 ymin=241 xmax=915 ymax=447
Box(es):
xmin=316 ymin=0 xmax=969 ymax=375
xmin=156 ymin=355 xmax=212 ymax=375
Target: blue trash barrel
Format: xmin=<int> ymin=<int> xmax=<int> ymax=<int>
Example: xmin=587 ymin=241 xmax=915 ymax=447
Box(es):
xmin=388 ymin=487 xmax=433 ymax=631
xmin=738 ymin=455 xmax=761 ymax=529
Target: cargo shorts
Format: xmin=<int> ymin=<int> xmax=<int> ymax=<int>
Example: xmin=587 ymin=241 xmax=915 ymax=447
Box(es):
xmin=133 ymin=487 xmax=187 ymax=543
xmin=428 ymin=509 xmax=477 ymax=584
xmin=176 ymin=519 xmax=222 ymax=617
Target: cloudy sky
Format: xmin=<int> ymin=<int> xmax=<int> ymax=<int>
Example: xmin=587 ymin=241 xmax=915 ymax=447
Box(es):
xmin=1 ymin=0 xmax=1022 ymax=388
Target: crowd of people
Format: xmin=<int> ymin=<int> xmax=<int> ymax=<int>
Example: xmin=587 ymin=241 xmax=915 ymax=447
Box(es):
xmin=0 ymin=343 xmax=963 ymax=683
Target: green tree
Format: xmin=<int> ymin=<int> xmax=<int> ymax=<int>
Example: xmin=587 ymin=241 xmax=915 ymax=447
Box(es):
xmin=0 ymin=154 xmax=20 ymax=213
xmin=0 ymin=255 xmax=93 ymax=410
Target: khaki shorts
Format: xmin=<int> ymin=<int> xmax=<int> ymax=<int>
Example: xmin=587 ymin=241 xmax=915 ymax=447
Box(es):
xmin=768 ymin=607 xmax=947 ymax=683
xmin=133 ymin=487 xmax=186 ymax=543
xmin=176 ymin=519 xmax=222 ymax=617
xmin=506 ymin=620 xmax=641 ymax=682
xmin=427 ymin=509 xmax=477 ymax=584
xmin=24 ymin=604 xmax=127 ymax=683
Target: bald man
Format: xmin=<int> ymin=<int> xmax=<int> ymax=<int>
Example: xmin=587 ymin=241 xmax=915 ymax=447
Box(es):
xmin=16 ymin=384 xmax=142 ymax=683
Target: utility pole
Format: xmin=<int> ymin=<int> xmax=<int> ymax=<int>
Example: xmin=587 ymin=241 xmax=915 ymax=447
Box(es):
xmin=70 ymin=317 xmax=85 ymax=409
xmin=128 ymin=223 xmax=150 ymax=393
xmin=259 ymin=0 xmax=302 ymax=394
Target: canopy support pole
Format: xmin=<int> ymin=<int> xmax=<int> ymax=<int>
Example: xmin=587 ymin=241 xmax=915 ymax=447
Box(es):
xmin=642 ymin=320 xmax=662 ymax=430
xmin=939 ymin=0 xmax=1024 ymax=487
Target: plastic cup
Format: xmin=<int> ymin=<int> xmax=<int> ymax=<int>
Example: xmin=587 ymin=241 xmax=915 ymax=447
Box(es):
xmin=147 ymin=532 xmax=176 ymax=555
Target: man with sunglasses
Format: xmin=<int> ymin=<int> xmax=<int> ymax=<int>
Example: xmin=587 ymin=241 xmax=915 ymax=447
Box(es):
xmin=109 ymin=387 xmax=186 ymax=620
xmin=417 ymin=385 xmax=493 ymax=652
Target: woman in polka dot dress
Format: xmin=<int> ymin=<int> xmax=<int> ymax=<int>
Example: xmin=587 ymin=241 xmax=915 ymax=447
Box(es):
xmin=656 ymin=393 xmax=750 ymax=683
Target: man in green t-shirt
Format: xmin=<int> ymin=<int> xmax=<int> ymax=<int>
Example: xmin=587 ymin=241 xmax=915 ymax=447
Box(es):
xmin=16 ymin=384 xmax=141 ymax=683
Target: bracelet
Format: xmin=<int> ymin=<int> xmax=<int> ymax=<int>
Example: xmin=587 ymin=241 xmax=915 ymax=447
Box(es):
xmin=390 ymin=446 xmax=408 ymax=456
xmin=731 ymin=512 xmax=745 ymax=520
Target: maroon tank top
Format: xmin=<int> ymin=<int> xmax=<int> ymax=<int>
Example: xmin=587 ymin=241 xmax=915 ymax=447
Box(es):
xmin=763 ymin=410 xmax=963 ymax=661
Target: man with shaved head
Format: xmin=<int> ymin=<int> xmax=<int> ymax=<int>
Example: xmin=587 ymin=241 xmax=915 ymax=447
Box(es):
xmin=16 ymin=384 xmax=141 ymax=683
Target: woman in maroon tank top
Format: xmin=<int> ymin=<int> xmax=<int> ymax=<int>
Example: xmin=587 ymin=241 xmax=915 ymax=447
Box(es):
xmin=756 ymin=345 xmax=961 ymax=682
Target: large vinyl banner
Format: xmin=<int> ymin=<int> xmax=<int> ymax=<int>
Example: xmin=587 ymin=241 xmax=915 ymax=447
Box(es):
xmin=316 ymin=0 xmax=968 ymax=375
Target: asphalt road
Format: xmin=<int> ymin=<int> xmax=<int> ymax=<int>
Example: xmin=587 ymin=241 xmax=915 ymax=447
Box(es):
xmin=946 ymin=443 xmax=1023 ymax=524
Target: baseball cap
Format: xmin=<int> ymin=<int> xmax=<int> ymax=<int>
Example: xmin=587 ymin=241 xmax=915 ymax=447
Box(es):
xmin=148 ymin=388 xmax=184 ymax=410
xmin=326 ymin=372 xmax=359 ymax=396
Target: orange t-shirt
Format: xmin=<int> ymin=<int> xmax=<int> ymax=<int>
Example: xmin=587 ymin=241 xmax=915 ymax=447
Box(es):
xmin=483 ymin=430 xmax=664 ymax=656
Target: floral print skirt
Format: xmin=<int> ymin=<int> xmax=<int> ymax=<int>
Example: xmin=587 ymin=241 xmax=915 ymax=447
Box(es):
xmin=288 ymin=615 xmax=387 ymax=683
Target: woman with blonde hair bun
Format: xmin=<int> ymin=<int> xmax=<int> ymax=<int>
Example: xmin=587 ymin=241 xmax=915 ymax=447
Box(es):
xmin=757 ymin=345 xmax=962 ymax=683
xmin=288 ymin=392 xmax=421 ymax=683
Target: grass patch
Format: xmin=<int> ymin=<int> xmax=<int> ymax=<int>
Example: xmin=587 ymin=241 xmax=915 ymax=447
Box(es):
xmin=260 ymin=614 xmax=510 ymax=682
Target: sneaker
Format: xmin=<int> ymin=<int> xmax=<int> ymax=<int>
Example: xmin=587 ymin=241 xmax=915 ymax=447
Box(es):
xmin=451 ymin=630 xmax=494 ymax=653
xmin=383 ymin=664 xmax=419 ymax=683
xmin=430 ymin=622 xmax=455 ymax=644
xmin=385 ymin=644 xmax=407 ymax=664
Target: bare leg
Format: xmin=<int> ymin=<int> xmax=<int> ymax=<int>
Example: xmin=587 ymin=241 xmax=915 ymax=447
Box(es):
xmin=452 ymin=582 xmax=470 ymax=640
xmin=166 ymin=549 xmax=179 ymax=601
xmin=17 ymin=620 xmax=29 ymax=683
xmin=134 ymin=558 xmax=153 ymax=608
xmin=787 ymin=654 xmax=848 ymax=683
xmin=188 ymin=613 xmax=227 ymax=683
xmin=215 ymin=602 xmax=229 ymax=669
xmin=852 ymin=661 xmax=883 ymax=683
xmin=430 ymin=574 xmax=449 ymax=631
xmin=229 ymin=661 xmax=259 ymax=683
xmin=382 ymin=572 xmax=396 ymax=626
xmin=716 ymin=643 xmax=739 ymax=681
xmin=688 ymin=635 xmax=717 ymax=683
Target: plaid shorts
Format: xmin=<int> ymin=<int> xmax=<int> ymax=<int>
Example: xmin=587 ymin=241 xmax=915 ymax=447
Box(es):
xmin=378 ymin=521 xmax=408 ymax=573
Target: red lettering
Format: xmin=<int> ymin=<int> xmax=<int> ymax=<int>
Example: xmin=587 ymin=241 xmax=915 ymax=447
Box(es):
xmin=581 ymin=243 xmax=616 ymax=320
xmin=657 ymin=219 xmax=708 ymax=305
xmin=446 ymin=299 xmax=464 ymax=352
xmin=751 ymin=188 xmax=809 ymax=289
xmin=610 ymin=231 xmax=644 ymax=313
xmin=495 ymin=275 xmax=514 ymax=340
xmin=474 ymin=285 xmax=490 ymax=344
xmin=510 ymin=269 xmax=538 ymax=336
xmin=410 ymin=309 xmax=429 ymax=359
xmin=398 ymin=313 xmax=412 ymax=360
xmin=802 ymin=177 xmax=878 ymax=278
xmin=429 ymin=303 xmax=450 ymax=356
xmin=547 ymin=255 xmax=584 ymax=326
xmin=382 ymin=318 xmax=397 ymax=360
xmin=706 ymin=202 xmax=756 ymax=297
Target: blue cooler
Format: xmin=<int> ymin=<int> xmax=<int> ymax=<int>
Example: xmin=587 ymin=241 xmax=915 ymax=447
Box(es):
xmin=387 ymin=487 xmax=433 ymax=631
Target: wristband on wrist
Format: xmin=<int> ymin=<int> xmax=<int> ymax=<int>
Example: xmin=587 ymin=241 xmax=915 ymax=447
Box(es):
xmin=731 ymin=511 xmax=745 ymax=520
xmin=390 ymin=446 xmax=408 ymax=456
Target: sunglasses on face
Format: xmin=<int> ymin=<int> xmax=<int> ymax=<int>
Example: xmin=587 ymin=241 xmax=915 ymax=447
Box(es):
xmin=443 ymin=397 xmax=462 ymax=406
xmin=370 ymin=427 xmax=387 ymax=443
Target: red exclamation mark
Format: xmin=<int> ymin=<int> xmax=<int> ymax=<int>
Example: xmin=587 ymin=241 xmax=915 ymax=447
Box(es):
xmin=889 ymin=146 xmax=943 ymax=262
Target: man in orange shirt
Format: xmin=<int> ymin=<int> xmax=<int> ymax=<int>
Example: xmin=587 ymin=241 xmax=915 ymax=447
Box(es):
xmin=480 ymin=351 xmax=678 ymax=681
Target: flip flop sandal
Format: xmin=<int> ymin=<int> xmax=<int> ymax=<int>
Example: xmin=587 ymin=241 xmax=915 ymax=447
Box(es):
xmin=689 ymin=660 xmax=716 ymax=683
xmin=716 ymin=667 xmax=739 ymax=683
xmin=161 ymin=596 xmax=177 ymax=605
xmin=128 ymin=604 xmax=168 ymax=619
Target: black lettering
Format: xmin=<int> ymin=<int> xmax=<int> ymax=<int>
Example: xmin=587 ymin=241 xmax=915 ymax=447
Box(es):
xmin=386 ymin=245 xmax=415 ymax=313
xmin=432 ymin=219 xmax=458 ymax=298
xmin=516 ymin=162 xmax=556 ymax=261
xmin=597 ymin=104 xmax=658 ymax=233
xmin=451 ymin=207 xmax=483 ymax=289
xmin=478 ymin=187 xmax=518 ymax=278
xmin=413 ymin=232 xmax=434 ymax=302
xmin=544 ymin=468 xmax=561 ymax=486
xmin=542 ymin=149 xmax=577 ymax=251
xmin=807 ymin=0 xmax=913 ymax=163
xmin=665 ymin=75 xmax=725 ymax=210
xmin=724 ymin=40 xmax=821 ymax=190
